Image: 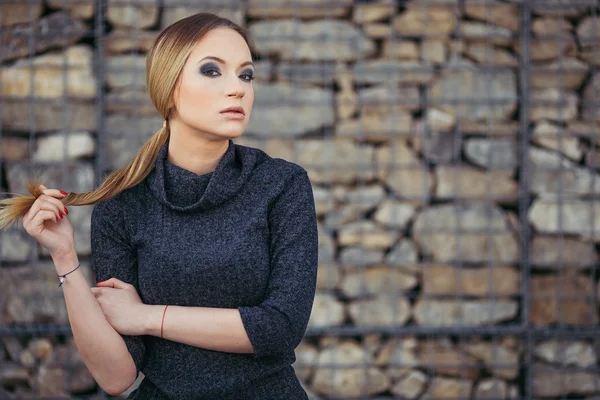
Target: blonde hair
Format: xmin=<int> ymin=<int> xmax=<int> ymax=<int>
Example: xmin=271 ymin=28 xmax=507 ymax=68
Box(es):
xmin=0 ymin=13 xmax=253 ymax=229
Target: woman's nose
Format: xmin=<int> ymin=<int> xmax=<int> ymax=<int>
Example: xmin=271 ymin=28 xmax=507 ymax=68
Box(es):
xmin=226 ymin=76 xmax=245 ymax=98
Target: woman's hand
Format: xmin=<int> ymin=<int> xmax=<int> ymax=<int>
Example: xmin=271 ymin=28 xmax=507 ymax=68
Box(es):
xmin=91 ymin=278 xmax=147 ymax=336
xmin=22 ymin=184 xmax=74 ymax=259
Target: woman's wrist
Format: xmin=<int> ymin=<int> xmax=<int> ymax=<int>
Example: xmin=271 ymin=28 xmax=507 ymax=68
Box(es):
xmin=51 ymin=248 xmax=79 ymax=275
xmin=143 ymin=304 xmax=167 ymax=336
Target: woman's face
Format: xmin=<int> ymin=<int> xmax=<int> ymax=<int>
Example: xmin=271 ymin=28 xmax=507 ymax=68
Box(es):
xmin=170 ymin=27 xmax=254 ymax=140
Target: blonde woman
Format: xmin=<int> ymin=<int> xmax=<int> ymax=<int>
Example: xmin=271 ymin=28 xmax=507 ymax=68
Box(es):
xmin=0 ymin=13 xmax=318 ymax=399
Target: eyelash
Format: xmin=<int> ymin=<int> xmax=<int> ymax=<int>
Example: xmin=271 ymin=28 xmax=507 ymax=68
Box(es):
xmin=202 ymin=68 xmax=254 ymax=82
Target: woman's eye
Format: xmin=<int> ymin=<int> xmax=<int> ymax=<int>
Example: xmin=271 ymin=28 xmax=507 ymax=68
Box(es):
xmin=240 ymin=74 xmax=255 ymax=82
xmin=202 ymin=69 xmax=220 ymax=77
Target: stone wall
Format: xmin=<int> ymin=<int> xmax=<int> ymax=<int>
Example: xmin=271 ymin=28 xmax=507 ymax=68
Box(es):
xmin=1 ymin=0 xmax=600 ymax=398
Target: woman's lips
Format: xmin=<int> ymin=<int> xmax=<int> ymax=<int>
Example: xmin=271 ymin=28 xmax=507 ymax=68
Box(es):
xmin=220 ymin=111 xmax=245 ymax=120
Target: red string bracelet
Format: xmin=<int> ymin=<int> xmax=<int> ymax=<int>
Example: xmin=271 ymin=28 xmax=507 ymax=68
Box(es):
xmin=160 ymin=305 xmax=169 ymax=338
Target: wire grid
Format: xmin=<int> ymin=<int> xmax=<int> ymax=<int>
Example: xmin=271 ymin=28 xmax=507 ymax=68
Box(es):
xmin=0 ymin=0 xmax=599 ymax=399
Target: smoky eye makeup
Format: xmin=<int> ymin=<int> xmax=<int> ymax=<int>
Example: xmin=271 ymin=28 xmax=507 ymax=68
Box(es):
xmin=200 ymin=63 xmax=220 ymax=76
xmin=240 ymin=68 xmax=255 ymax=82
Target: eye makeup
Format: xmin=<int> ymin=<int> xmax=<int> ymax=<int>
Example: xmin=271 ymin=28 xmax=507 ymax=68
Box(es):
xmin=199 ymin=63 xmax=255 ymax=82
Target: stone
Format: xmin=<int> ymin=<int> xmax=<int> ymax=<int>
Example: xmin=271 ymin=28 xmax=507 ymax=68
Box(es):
xmin=567 ymin=121 xmax=600 ymax=142
xmin=373 ymin=200 xmax=416 ymax=229
xmin=517 ymin=17 xmax=578 ymax=61
xmin=296 ymin=139 xmax=375 ymax=184
xmin=0 ymin=2 xmax=43 ymax=27
xmin=412 ymin=128 xmax=461 ymax=164
xmin=352 ymin=60 xmax=435 ymax=85
xmin=0 ymin=226 xmax=33 ymax=262
xmin=530 ymin=274 xmax=597 ymax=326
xmin=249 ymin=19 xmax=374 ymax=61
xmin=105 ymin=55 xmax=146 ymax=90
xmin=47 ymin=0 xmax=94 ymax=19
xmin=28 ymin=338 xmax=53 ymax=361
xmin=276 ymin=63 xmax=336 ymax=86
xmin=532 ymin=121 xmax=582 ymax=161
xmin=530 ymin=236 xmax=597 ymax=271
xmin=422 ymin=39 xmax=447 ymax=64
xmin=393 ymin=6 xmax=456 ymax=36
xmin=2 ymin=45 xmax=96 ymax=99
xmin=105 ymin=89 xmax=156 ymax=115
xmin=465 ymin=43 xmax=518 ymax=66
xmin=353 ymin=0 xmax=395 ymax=23
xmin=464 ymin=138 xmax=518 ymax=173
xmin=412 ymin=203 xmax=518 ymax=263
xmin=414 ymin=300 xmax=518 ymax=326
xmin=578 ymin=17 xmax=600 ymax=66
xmin=390 ymin=370 xmax=427 ymax=399
xmin=0 ymin=362 xmax=29 ymax=386
xmin=463 ymin=342 xmax=520 ymax=379
xmin=318 ymin=224 xmax=335 ymax=263
xmin=335 ymin=184 xmax=386 ymax=212
xmin=375 ymin=140 xmax=433 ymax=204
xmin=0 ymin=137 xmax=29 ymax=163
xmin=0 ymin=12 xmax=86 ymax=63
xmin=161 ymin=4 xmax=244 ymax=29
xmin=336 ymin=113 xmax=414 ymax=142
xmin=385 ymin=240 xmax=419 ymax=268
xmin=429 ymin=64 xmax=517 ymax=121
xmin=435 ymin=165 xmax=518 ymax=201
xmin=312 ymin=341 xmax=390 ymax=397
xmin=247 ymin=83 xmax=334 ymax=137
xmin=532 ymin=363 xmax=600 ymax=397
xmin=233 ymin=137 xmax=294 ymax=161
xmin=307 ymin=293 xmax=345 ymax=328
xmin=294 ymin=343 xmax=318 ymax=382
xmin=312 ymin=186 xmax=334 ymax=217
xmin=420 ymin=340 xmax=480 ymax=379
xmin=19 ymin=350 xmax=35 ymax=369
xmin=461 ymin=22 xmax=513 ymax=46
xmin=336 ymin=89 xmax=357 ymax=120
xmin=586 ymin=147 xmax=600 ymax=168
xmin=316 ymin=263 xmax=341 ymax=291
xmin=33 ymin=132 xmax=95 ymax=162
xmin=464 ymin=0 xmax=519 ymax=32
xmin=341 ymin=266 xmax=417 ymax=298
xmin=532 ymin=0 xmax=592 ymax=17
xmin=358 ymin=86 xmax=420 ymax=116
xmin=474 ymin=379 xmax=509 ymax=400
xmin=375 ymin=338 xmax=419 ymax=378
xmin=248 ymin=0 xmax=353 ymax=18
xmin=425 ymin=108 xmax=457 ymax=131
xmin=528 ymin=147 xmax=600 ymax=196
xmin=107 ymin=0 xmax=158 ymax=29
xmin=583 ymin=73 xmax=600 ymax=122
xmin=104 ymin=29 xmax=158 ymax=54
xmin=104 ymin=114 xmax=163 ymax=170
xmin=535 ymin=340 xmax=596 ymax=368
xmin=7 ymin=162 xmax=94 ymax=197
xmin=323 ymin=204 xmax=361 ymax=231
xmin=458 ymin=120 xmax=519 ymax=137
xmin=421 ymin=377 xmax=473 ymax=400
xmin=2 ymin=337 xmax=23 ymax=362
xmin=528 ymin=199 xmax=600 ymax=241
xmin=382 ymin=40 xmax=420 ymax=59
xmin=348 ymin=295 xmax=411 ymax=326
xmin=531 ymin=58 xmax=588 ymax=90
xmin=422 ymin=264 xmax=520 ymax=297
xmin=339 ymin=247 xmax=385 ymax=267
xmin=0 ymin=264 xmax=71 ymax=324
xmin=338 ymin=221 xmax=399 ymax=250
xmin=2 ymin=99 xmax=96 ymax=132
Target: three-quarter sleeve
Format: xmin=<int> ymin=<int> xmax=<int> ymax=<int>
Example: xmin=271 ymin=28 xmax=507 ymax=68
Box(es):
xmin=90 ymin=197 xmax=146 ymax=376
xmin=238 ymin=170 xmax=318 ymax=358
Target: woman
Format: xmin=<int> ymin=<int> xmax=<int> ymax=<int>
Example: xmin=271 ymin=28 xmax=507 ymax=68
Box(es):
xmin=0 ymin=13 xmax=318 ymax=400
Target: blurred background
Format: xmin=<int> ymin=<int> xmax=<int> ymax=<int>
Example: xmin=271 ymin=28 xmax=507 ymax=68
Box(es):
xmin=1 ymin=0 xmax=600 ymax=398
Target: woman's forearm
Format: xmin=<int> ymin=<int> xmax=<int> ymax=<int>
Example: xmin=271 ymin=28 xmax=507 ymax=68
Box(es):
xmin=143 ymin=304 xmax=254 ymax=354
xmin=54 ymin=250 xmax=137 ymax=396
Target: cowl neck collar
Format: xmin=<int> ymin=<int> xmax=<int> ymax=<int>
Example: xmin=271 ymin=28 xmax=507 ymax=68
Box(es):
xmin=146 ymin=139 xmax=256 ymax=212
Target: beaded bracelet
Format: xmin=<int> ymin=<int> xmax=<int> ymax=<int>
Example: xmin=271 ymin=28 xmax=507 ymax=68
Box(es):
xmin=58 ymin=263 xmax=81 ymax=288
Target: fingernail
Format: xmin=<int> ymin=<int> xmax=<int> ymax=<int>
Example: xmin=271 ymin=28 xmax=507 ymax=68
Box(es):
xmin=64 ymin=207 xmax=69 ymax=215
xmin=59 ymin=212 xmax=63 ymax=219
xmin=59 ymin=190 xmax=68 ymax=196
xmin=97 ymin=280 xmax=105 ymax=284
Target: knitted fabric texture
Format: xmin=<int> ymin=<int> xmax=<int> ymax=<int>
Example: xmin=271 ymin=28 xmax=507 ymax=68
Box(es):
xmin=90 ymin=139 xmax=318 ymax=399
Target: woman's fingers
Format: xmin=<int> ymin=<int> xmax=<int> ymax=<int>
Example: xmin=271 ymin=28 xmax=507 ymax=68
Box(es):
xmin=41 ymin=188 xmax=67 ymax=200
xmin=24 ymin=196 xmax=62 ymax=226
xmin=40 ymin=194 xmax=67 ymax=215
xmin=30 ymin=210 xmax=60 ymax=229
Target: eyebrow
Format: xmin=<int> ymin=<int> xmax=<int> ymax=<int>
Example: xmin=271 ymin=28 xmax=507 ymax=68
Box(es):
xmin=198 ymin=56 xmax=254 ymax=68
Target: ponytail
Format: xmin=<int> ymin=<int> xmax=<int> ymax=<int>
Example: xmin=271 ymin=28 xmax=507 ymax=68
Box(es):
xmin=0 ymin=124 xmax=169 ymax=229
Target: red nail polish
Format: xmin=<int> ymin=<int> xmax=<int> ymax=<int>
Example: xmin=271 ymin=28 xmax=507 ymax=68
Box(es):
xmin=60 ymin=190 xmax=68 ymax=196
xmin=59 ymin=212 xmax=63 ymax=219
xmin=64 ymin=207 xmax=69 ymax=215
